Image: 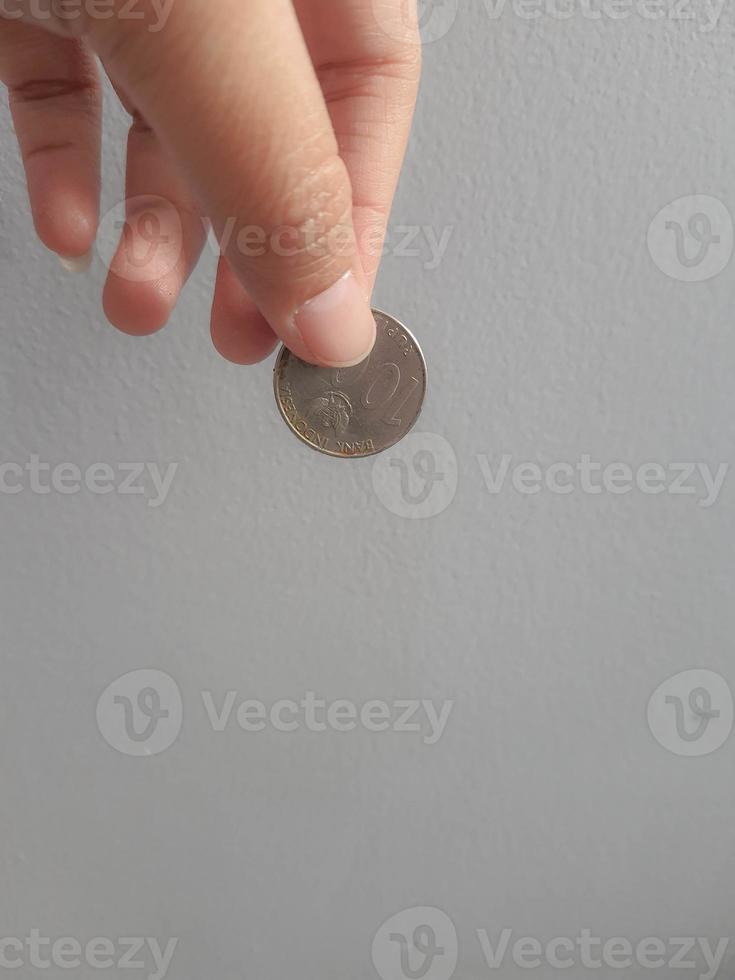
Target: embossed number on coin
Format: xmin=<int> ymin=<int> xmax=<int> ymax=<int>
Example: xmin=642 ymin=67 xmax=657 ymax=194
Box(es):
xmin=273 ymin=309 xmax=427 ymax=458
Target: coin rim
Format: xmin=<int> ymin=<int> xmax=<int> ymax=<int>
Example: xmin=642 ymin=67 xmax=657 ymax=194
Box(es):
xmin=272 ymin=308 xmax=427 ymax=459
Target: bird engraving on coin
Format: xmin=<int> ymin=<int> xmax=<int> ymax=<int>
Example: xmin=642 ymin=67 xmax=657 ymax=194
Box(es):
xmin=273 ymin=309 xmax=427 ymax=458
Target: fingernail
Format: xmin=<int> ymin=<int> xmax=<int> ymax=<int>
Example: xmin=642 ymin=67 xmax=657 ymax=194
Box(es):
xmin=58 ymin=249 xmax=93 ymax=273
xmin=292 ymin=271 xmax=376 ymax=367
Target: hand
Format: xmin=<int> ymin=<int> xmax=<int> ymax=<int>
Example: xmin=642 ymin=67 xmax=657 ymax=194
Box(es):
xmin=0 ymin=0 xmax=421 ymax=366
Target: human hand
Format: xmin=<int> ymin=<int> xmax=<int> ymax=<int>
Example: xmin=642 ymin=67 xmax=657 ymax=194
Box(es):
xmin=0 ymin=0 xmax=421 ymax=366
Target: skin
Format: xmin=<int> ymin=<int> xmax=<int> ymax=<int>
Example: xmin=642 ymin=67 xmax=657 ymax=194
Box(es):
xmin=0 ymin=0 xmax=421 ymax=365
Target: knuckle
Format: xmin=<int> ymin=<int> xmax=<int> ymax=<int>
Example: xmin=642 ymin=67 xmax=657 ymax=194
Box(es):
xmin=281 ymin=152 xmax=353 ymax=231
xmin=399 ymin=42 xmax=422 ymax=85
xmin=11 ymin=74 xmax=96 ymax=105
xmin=260 ymin=152 xmax=356 ymax=272
xmin=22 ymin=139 xmax=75 ymax=162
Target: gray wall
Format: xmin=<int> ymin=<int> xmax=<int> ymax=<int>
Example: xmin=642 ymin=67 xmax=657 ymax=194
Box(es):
xmin=2 ymin=3 xmax=734 ymax=979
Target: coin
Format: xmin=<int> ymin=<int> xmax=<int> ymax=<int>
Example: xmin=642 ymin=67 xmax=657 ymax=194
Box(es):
xmin=273 ymin=309 xmax=427 ymax=458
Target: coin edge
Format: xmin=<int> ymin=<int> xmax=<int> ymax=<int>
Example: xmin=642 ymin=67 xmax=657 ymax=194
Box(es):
xmin=272 ymin=308 xmax=427 ymax=459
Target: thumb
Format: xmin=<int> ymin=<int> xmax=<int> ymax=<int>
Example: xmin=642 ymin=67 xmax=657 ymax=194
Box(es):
xmin=88 ymin=0 xmax=377 ymax=367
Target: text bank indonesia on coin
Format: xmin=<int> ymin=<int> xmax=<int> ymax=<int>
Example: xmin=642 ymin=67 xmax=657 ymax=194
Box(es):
xmin=274 ymin=310 xmax=426 ymax=458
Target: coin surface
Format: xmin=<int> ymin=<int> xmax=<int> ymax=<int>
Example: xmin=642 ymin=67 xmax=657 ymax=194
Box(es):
xmin=273 ymin=309 xmax=427 ymax=458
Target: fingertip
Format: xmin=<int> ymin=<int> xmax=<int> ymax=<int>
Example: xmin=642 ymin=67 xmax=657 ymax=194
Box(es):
xmin=101 ymin=201 xmax=188 ymax=336
xmin=210 ymin=260 xmax=278 ymax=364
xmin=211 ymin=312 xmax=278 ymax=365
xmin=33 ymin=192 xmax=98 ymax=263
xmin=102 ymin=276 xmax=173 ymax=337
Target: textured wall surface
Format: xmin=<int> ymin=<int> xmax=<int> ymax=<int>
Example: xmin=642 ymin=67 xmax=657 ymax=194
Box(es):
xmin=2 ymin=3 xmax=735 ymax=979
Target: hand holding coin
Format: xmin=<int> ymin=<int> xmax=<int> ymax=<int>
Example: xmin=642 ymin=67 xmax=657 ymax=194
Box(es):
xmin=0 ymin=0 xmax=421 ymax=367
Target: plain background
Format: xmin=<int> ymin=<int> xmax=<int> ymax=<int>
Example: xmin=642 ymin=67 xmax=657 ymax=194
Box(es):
xmin=2 ymin=2 xmax=735 ymax=978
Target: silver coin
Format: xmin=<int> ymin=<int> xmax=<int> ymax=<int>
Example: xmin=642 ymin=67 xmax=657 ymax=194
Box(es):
xmin=273 ymin=309 xmax=427 ymax=458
